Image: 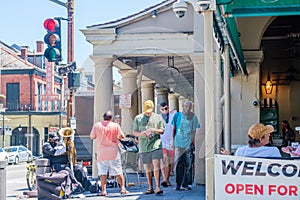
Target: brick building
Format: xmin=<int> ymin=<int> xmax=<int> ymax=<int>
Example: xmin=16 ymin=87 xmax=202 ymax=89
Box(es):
xmin=0 ymin=40 xmax=66 ymax=156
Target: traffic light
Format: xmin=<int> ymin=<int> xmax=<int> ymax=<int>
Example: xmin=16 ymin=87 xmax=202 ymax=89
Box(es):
xmin=43 ymin=18 xmax=62 ymax=62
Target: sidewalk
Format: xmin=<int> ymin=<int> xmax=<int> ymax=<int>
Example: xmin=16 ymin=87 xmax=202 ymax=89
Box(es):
xmin=17 ymin=173 xmax=205 ymax=199
xmin=75 ymin=173 xmax=205 ymax=200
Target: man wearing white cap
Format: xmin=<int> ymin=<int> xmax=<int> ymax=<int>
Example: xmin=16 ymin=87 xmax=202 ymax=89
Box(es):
xmin=132 ymin=100 xmax=165 ymax=195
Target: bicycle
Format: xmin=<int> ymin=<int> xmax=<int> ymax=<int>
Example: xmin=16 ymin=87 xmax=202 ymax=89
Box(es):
xmin=26 ymin=162 xmax=37 ymax=191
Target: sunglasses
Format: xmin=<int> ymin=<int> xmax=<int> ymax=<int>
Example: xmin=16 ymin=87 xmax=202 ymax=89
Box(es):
xmin=160 ymin=106 xmax=168 ymax=111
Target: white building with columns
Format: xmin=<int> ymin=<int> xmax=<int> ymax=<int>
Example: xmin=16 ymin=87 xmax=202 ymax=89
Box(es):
xmin=81 ymin=1 xmax=300 ymax=195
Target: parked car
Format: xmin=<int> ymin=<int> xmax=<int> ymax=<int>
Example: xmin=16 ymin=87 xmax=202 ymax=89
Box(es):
xmin=4 ymin=145 xmax=33 ymax=164
xmin=0 ymin=147 xmax=8 ymax=164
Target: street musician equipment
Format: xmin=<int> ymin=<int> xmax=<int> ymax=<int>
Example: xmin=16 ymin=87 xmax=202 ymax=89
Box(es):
xmin=59 ymin=127 xmax=76 ymax=170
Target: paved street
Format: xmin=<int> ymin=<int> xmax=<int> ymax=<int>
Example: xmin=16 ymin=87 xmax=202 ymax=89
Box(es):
xmin=4 ymin=162 xmax=205 ymax=199
xmin=5 ymin=162 xmax=30 ymax=199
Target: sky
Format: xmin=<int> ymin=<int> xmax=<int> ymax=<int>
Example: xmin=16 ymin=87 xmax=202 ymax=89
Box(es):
xmin=0 ymin=0 xmax=164 ymax=68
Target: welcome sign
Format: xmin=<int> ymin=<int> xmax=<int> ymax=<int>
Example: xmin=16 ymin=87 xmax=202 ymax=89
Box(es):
xmin=215 ymin=154 xmax=300 ymax=199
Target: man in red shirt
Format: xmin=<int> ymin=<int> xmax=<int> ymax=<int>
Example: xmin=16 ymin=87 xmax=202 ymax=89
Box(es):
xmin=90 ymin=110 xmax=129 ymax=196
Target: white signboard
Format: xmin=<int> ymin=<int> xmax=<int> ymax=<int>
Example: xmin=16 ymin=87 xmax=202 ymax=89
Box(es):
xmin=0 ymin=126 xmax=12 ymax=135
xmin=70 ymin=117 xmax=76 ymax=129
xmin=119 ymin=94 xmax=132 ymax=108
xmin=215 ymin=154 xmax=300 ymax=199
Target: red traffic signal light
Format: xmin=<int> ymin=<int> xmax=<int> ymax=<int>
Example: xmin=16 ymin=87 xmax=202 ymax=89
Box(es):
xmin=43 ymin=18 xmax=62 ymax=62
xmin=44 ymin=18 xmax=59 ymax=32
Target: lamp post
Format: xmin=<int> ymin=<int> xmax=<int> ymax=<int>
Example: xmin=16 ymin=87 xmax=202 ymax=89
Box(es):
xmin=0 ymin=94 xmax=6 ymax=148
xmin=28 ymin=111 xmax=33 ymax=152
xmin=1 ymin=111 xmax=4 ymax=148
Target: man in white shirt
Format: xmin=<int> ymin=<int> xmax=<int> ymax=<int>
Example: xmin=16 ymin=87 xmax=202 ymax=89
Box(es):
xmin=159 ymin=102 xmax=176 ymax=187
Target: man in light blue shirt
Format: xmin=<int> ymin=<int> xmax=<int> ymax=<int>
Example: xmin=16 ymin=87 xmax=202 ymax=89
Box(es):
xmin=172 ymin=100 xmax=200 ymax=191
xmin=221 ymin=123 xmax=281 ymax=158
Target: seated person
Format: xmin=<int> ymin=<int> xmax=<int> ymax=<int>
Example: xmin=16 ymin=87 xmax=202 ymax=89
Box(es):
xmin=281 ymin=120 xmax=296 ymax=147
xmin=42 ymin=131 xmax=90 ymax=192
xmin=221 ymin=123 xmax=281 ymax=158
xmin=281 ymin=128 xmax=300 ymax=157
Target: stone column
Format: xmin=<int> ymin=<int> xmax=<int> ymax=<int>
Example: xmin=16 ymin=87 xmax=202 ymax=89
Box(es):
xmin=168 ymin=93 xmax=179 ymax=112
xmin=90 ymin=55 xmax=114 ymax=178
xmin=178 ymin=96 xmax=188 ymax=112
xmin=119 ymin=69 xmax=138 ymax=135
xmin=203 ymin=11 xmax=215 ymax=198
xmin=141 ymin=81 xmax=155 ymax=104
xmin=190 ymin=53 xmax=205 ymax=185
xmin=155 ymin=85 xmax=169 ymax=114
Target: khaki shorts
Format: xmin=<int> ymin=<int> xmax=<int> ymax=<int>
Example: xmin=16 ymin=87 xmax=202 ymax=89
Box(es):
xmin=97 ymin=159 xmax=123 ymax=176
xmin=140 ymin=148 xmax=163 ymax=164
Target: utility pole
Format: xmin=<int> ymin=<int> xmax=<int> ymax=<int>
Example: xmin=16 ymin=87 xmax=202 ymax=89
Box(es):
xmin=66 ymin=0 xmax=75 ymax=127
xmin=49 ymin=0 xmax=75 ymax=127
xmin=67 ymin=0 xmax=74 ymax=63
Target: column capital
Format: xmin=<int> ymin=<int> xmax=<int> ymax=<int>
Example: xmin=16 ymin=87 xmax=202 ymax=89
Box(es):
xmin=244 ymin=50 xmax=264 ymax=64
xmin=155 ymin=86 xmax=169 ymax=95
xmin=141 ymin=80 xmax=155 ymax=89
xmin=90 ymin=55 xmax=116 ymax=66
xmin=168 ymin=93 xmax=178 ymax=99
xmin=190 ymin=53 xmax=205 ymax=64
xmin=119 ymin=69 xmax=138 ymax=78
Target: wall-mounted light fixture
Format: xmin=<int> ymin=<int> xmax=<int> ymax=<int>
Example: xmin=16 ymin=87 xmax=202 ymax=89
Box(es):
xmin=265 ymin=72 xmax=273 ymax=94
xmin=151 ymin=10 xmax=157 ymax=18
xmin=18 ymin=124 xmax=22 ymax=132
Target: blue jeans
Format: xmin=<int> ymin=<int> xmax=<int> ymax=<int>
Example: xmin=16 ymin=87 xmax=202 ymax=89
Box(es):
xmin=174 ymin=145 xmax=194 ymax=187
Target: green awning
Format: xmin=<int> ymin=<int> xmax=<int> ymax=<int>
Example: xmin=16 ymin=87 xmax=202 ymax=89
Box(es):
xmin=214 ymin=6 xmax=247 ymax=75
xmin=214 ymin=0 xmax=300 ymax=76
xmin=219 ymin=0 xmax=300 ymax=17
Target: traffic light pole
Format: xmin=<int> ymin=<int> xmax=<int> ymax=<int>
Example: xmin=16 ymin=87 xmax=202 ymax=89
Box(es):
xmin=67 ymin=0 xmax=75 ymax=127
xmin=49 ymin=0 xmax=75 ymax=128
xmin=67 ymin=0 xmax=74 ymax=63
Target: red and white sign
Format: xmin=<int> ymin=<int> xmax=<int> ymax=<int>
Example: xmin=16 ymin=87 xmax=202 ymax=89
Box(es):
xmin=45 ymin=61 xmax=54 ymax=96
xmin=215 ymin=154 xmax=300 ymax=199
xmin=119 ymin=94 xmax=132 ymax=108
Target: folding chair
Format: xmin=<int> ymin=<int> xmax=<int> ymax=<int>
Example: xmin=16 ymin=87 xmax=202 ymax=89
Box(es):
xmin=122 ymin=151 xmax=141 ymax=186
xmin=119 ymin=140 xmax=141 ymax=187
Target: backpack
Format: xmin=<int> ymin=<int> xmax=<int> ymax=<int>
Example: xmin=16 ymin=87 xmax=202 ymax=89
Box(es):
xmin=74 ymin=164 xmax=92 ymax=191
xmin=37 ymin=170 xmax=72 ymax=199
xmin=119 ymin=139 xmax=139 ymax=153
